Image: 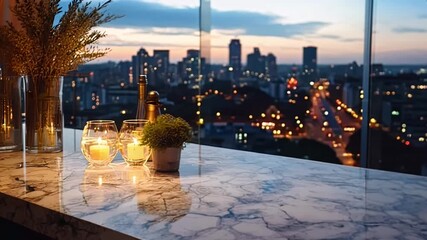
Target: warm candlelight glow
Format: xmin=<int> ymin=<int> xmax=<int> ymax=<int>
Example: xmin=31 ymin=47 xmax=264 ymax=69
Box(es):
xmin=127 ymin=138 xmax=147 ymax=160
xmin=119 ymin=119 xmax=150 ymax=165
xmin=89 ymin=137 xmax=110 ymax=160
xmin=81 ymin=120 xmax=119 ymax=166
xmin=46 ymin=122 xmax=56 ymax=146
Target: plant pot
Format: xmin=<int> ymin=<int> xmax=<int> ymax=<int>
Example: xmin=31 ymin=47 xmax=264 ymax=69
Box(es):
xmin=152 ymin=147 xmax=181 ymax=172
xmin=25 ymin=76 xmax=63 ymax=153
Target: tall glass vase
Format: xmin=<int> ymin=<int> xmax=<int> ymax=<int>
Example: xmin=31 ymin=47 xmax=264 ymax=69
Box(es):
xmin=0 ymin=75 xmax=23 ymax=152
xmin=26 ymin=76 xmax=63 ymax=153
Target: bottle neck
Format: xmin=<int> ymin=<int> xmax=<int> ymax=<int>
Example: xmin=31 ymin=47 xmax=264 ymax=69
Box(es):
xmin=138 ymin=84 xmax=146 ymax=101
xmin=136 ymin=82 xmax=147 ymax=119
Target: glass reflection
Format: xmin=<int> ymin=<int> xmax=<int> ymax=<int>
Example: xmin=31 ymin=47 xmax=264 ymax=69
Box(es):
xmin=135 ymin=171 xmax=191 ymax=220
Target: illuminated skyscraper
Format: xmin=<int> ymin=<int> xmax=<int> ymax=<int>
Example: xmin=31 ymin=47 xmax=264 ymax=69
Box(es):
xmin=266 ymin=53 xmax=277 ymax=79
xmin=132 ymin=48 xmax=151 ymax=84
xmin=229 ymin=39 xmax=241 ymax=80
xmin=247 ymin=47 xmax=264 ymax=75
xmin=302 ymin=46 xmax=318 ymax=87
xmin=153 ymin=50 xmax=169 ymax=75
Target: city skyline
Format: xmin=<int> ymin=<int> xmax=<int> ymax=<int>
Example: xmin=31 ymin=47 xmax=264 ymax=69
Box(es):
xmin=75 ymin=0 xmax=427 ymax=65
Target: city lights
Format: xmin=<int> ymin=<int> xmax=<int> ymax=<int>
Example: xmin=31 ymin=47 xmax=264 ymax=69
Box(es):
xmin=61 ymin=21 xmax=426 ymax=178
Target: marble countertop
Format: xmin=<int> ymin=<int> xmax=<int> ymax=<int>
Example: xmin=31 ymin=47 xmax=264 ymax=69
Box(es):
xmin=1 ymin=129 xmax=427 ymax=239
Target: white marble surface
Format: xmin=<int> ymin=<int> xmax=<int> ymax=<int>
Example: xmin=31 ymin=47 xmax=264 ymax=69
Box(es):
xmin=1 ymin=129 xmax=427 ymax=239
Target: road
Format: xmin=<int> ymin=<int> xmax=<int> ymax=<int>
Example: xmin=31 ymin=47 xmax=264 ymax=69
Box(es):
xmin=305 ymin=83 xmax=361 ymax=166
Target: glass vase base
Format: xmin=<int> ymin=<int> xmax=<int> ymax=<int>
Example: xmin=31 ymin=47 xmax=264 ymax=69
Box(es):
xmin=26 ymin=146 xmax=62 ymax=154
xmin=0 ymin=144 xmax=22 ymax=152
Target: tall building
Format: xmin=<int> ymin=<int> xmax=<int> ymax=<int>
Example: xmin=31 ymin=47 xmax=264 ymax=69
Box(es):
xmin=301 ymin=46 xmax=318 ymax=87
xmin=247 ymin=47 xmax=265 ymax=75
xmin=152 ymin=50 xmax=170 ymax=88
xmin=178 ymin=49 xmax=205 ymax=83
xmin=266 ymin=53 xmax=277 ymax=79
xmin=228 ymin=39 xmax=241 ymax=80
xmin=132 ymin=48 xmax=152 ymax=84
xmin=153 ymin=50 xmax=169 ymax=75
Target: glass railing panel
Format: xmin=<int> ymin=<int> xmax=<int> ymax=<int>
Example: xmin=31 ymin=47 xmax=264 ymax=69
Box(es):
xmin=199 ymin=0 xmax=365 ymax=166
xmin=366 ymin=0 xmax=427 ymax=175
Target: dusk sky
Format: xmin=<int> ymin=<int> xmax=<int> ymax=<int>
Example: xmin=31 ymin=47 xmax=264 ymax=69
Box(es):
xmin=83 ymin=0 xmax=427 ymax=65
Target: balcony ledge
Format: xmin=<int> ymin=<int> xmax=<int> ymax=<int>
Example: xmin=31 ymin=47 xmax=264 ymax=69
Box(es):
xmin=0 ymin=129 xmax=426 ymax=239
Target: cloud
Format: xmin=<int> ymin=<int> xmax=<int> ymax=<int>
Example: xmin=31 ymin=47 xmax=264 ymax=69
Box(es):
xmin=393 ymin=27 xmax=427 ymax=33
xmin=420 ymin=14 xmax=427 ymax=19
xmin=211 ymin=10 xmax=329 ymax=37
xmin=305 ymin=34 xmax=362 ymax=42
xmin=95 ymin=27 xmax=198 ymax=47
xmin=99 ymin=37 xmax=195 ymax=48
xmin=340 ymin=38 xmax=362 ymax=42
xmin=315 ymin=34 xmax=341 ymax=39
xmin=69 ymin=0 xmax=329 ymax=38
xmin=211 ymin=29 xmax=246 ymax=36
xmin=149 ymin=28 xmax=198 ymax=35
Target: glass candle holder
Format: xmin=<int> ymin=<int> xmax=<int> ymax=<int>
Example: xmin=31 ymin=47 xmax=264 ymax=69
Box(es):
xmin=119 ymin=119 xmax=151 ymax=166
xmin=81 ymin=120 xmax=119 ymax=167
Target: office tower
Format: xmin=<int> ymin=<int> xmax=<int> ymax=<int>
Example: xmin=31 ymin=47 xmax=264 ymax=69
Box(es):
xmin=132 ymin=48 xmax=151 ymax=84
xmin=152 ymin=50 xmax=170 ymax=88
xmin=229 ymin=39 xmax=242 ymax=80
xmin=247 ymin=47 xmax=265 ymax=75
xmin=302 ymin=46 xmax=318 ymax=87
xmin=266 ymin=53 xmax=277 ymax=79
xmin=178 ymin=49 xmax=201 ymax=82
xmin=153 ymin=50 xmax=169 ymax=75
xmin=115 ymin=61 xmax=132 ymax=85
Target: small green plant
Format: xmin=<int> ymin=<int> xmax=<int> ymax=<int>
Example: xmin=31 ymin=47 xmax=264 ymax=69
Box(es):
xmin=141 ymin=114 xmax=192 ymax=149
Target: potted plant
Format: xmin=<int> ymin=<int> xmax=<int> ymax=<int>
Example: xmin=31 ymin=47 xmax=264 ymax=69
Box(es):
xmin=140 ymin=114 xmax=192 ymax=172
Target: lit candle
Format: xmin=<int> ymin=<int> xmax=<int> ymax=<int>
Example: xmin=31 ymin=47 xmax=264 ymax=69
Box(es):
xmin=90 ymin=137 xmax=110 ymax=160
xmin=47 ymin=122 xmax=55 ymax=146
xmin=127 ymin=138 xmax=147 ymax=160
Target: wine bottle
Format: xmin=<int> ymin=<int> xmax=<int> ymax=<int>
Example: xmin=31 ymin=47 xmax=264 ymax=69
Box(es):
xmin=145 ymin=91 xmax=161 ymax=122
xmin=136 ymin=75 xmax=147 ymax=119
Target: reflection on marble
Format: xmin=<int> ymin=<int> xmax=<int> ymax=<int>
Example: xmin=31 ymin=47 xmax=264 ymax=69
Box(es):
xmin=1 ymin=141 xmax=427 ymax=239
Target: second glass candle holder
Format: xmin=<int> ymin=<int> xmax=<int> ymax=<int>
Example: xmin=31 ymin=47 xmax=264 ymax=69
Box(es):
xmin=119 ymin=119 xmax=151 ymax=166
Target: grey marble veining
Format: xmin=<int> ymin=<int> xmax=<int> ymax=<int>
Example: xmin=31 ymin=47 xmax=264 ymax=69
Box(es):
xmin=1 ymin=130 xmax=427 ymax=239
